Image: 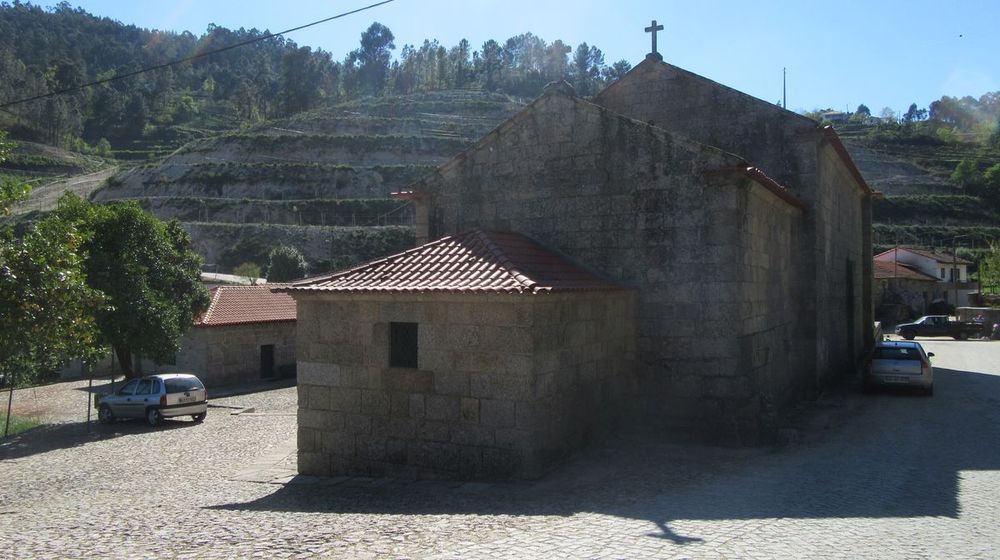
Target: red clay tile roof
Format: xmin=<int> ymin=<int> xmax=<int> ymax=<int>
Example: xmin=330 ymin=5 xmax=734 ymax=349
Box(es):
xmin=195 ymin=285 xmax=297 ymax=327
xmin=278 ymin=230 xmax=626 ymax=294
xmin=873 ymin=260 xmax=940 ymax=282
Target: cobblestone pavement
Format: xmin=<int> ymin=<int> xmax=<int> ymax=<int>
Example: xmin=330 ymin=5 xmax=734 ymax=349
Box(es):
xmin=2 ymin=341 xmax=999 ymax=559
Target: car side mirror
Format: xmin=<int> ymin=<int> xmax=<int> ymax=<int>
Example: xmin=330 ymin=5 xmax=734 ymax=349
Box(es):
xmin=927 ymin=352 xmax=935 ymax=358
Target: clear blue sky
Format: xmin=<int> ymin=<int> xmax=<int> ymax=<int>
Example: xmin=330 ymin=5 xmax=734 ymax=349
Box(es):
xmin=71 ymin=0 xmax=999 ymax=115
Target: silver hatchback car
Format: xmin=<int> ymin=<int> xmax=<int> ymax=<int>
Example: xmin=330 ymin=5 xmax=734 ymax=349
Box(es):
xmin=97 ymin=373 xmax=208 ymax=426
xmin=865 ymin=341 xmax=935 ymax=395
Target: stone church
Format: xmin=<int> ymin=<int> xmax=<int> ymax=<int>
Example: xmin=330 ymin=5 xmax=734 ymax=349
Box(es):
xmin=279 ymin=44 xmax=874 ymax=479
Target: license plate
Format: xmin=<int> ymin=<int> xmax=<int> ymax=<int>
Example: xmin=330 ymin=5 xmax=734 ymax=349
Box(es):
xmin=883 ymin=375 xmax=910 ymax=384
xmin=178 ymin=396 xmax=195 ymax=403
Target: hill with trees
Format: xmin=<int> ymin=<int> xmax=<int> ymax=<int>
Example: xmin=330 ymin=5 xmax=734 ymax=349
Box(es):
xmin=3 ymin=2 xmax=999 ymax=282
xmin=818 ymin=97 xmax=1000 ymax=266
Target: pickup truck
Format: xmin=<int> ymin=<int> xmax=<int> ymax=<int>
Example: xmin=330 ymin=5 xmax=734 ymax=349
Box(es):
xmin=894 ymin=315 xmax=984 ymax=341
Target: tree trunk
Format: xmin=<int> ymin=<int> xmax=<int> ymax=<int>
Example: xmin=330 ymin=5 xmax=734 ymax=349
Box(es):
xmin=114 ymin=345 xmax=135 ymax=378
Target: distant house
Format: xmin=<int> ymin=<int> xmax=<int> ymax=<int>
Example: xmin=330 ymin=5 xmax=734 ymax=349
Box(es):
xmin=157 ymin=285 xmax=297 ymax=386
xmin=874 ymin=248 xmax=974 ymax=307
xmin=820 ymin=111 xmax=850 ymax=124
xmin=873 ymin=259 xmax=941 ymax=318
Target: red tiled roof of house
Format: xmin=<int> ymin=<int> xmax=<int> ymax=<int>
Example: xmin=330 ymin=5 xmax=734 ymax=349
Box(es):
xmin=195 ymin=285 xmax=297 ymax=327
xmin=278 ymin=230 xmax=626 ymax=294
xmin=873 ymin=260 xmax=940 ymax=282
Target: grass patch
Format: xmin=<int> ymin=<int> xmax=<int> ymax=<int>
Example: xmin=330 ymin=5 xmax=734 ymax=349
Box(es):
xmin=0 ymin=412 xmax=41 ymax=437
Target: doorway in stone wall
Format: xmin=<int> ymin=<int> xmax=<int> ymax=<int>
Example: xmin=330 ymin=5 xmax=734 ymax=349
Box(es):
xmin=260 ymin=344 xmax=275 ymax=379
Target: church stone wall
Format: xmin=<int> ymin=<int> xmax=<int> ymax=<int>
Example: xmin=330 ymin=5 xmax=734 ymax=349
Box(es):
xmin=595 ymin=58 xmax=873 ymax=396
xmin=593 ymin=58 xmax=817 ymax=191
xmin=411 ymin=92 xmax=808 ymax=441
xmin=736 ymin=182 xmax=804 ymax=439
xmin=811 ymin=142 xmax=871 ymax=382
xmin=293 ymin=291 xmax=634 ymax=479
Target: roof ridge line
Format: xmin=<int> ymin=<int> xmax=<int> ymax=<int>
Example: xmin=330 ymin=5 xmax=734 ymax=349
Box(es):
xmin=476 ymin=231 xmax=538 ymax=292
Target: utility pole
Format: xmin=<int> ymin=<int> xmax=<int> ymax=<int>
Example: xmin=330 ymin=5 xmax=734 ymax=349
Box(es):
xmin=783 ymin=67 xmax=787 ymax=110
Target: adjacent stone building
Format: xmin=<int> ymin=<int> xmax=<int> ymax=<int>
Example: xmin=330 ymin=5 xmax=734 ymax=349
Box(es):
xmin=160 ymin=285 xmax=297 ymax=386
xmin=874 ymin=247 xmax=975 ymax=307
xmin=873 ymin=259 xmax=942 ymax=320
xmin=284 ymin=52 xmax=874 ymax=479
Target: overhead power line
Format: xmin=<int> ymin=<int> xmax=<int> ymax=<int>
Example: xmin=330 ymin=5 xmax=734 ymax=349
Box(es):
xmin=0 ymin=0 xmax=396 ymax=110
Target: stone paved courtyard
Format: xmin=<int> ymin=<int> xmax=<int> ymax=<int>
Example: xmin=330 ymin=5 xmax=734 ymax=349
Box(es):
xmin=2 ymin=339 xmax=999 ymax=559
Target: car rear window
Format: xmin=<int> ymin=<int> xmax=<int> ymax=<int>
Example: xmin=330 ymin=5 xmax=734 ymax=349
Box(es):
xmin=165 ymin=377 xmax=205 ymax=393
xmin=873 ymin=347 xmax=922 ymax=361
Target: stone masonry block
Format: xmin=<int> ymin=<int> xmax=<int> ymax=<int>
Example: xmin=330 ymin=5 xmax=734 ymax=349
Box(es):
xmin=361 ymin=390 xmax=390 ymax=416
xmin=297 ymin=362 xmax=338 ymax=386
xmin=450 ymin=425 xmax=496 ymax=447
xmin=328 ymin=388 xmax=362 ymax=413
xmin=425 ymin=395 xmax=461 ymax=421
xmin=384 ymin=369 xmax=433 ymax=393
xmin=417 ymin=420 xmax=451 ymax=442
xmin=390 ymin=391 xmax=410 ymax=418
xmin=297 ymin=427 xmax=317 ymax=452
xmin=372 ymin=416 xmax=417 ymax=439
xmin=297 ymin=451 xmax=330 ymax=477
xmin=307 ymin=385 xmax=331 ymax=411
xmin=480 ymin=399 xmax=517 ymax=428
xmin=460 ymin=397 xmax=480 ymax=423
xmin=408 ymin=441 xmax=460 ymax=472
xmin=320 ymin=430 xmax=355 ymax=455
xmin=494 ymin=428 xmax=535 ymax=451
xmin=515 ymin=401 xmax=547 ymax=430
xmin=482 ymin=448 xmax=522 ymax=479
xmin=434 ymin=371 xmax=470 ymax=396
xmin=470 ymin=373 xmax=532 ymax=401
xmin=409 ymin=394 xmax=426 ymax=418
xmin=344 ymin=413 xmax=373 ymax=435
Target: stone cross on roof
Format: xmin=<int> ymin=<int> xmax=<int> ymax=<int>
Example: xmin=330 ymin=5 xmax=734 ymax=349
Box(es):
xmin=645 ymin=19 xmax=664 ymax=56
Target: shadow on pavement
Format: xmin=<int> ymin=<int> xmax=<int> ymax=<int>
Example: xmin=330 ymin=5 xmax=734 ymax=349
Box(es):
xmin=0 ymin=417 xmax=198 ymax=461
xmin=206 ymin=366 xmax=1000 ymax=545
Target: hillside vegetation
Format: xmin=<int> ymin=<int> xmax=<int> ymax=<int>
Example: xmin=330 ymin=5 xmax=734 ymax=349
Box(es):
xmin=92 ymin=89 xmax=523 ymax=272
xmin=837 ymin=119 xmax=1000 ymax=256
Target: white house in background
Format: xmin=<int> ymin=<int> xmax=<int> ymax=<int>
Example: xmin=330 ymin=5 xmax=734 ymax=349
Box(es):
xmin=874 ymin=247 xmax=975 ymax=307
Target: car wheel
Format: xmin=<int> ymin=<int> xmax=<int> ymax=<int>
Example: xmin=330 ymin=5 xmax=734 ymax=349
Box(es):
xmin=192 ymin=412 xmax=206 ymax=423
xmin=902 ymin=333 xmax=915 ymax=340
xmin=924 ymin=385 xmax=934 ymax=397
xmin=98 ymin=404 xmax=114 ymax=424
xmin=957 ymin=332 xmax=969 ymax=341
xmin=146 ymin=407 xmax=162 ymax=427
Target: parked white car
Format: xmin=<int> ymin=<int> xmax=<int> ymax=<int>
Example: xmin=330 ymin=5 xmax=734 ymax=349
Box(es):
xmin=865 ymin=341 xmax=935 ymax=396
xmin=97 ymin=373 xmax=208 ymax=426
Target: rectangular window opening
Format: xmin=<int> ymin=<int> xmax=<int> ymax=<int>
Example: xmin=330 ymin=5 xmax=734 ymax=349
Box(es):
xmin=389 ymin=322 xmax=419 ymax=369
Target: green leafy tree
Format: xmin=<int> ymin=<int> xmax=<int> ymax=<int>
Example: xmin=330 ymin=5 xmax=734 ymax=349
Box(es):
xmin=855 ymin=104 xmax=871 ymax=117
xmin=951 ymin=159 xmax=984 ymax=195
xmin=1 ymin=133 xmax=104 ymax=435
xmin=232 ymin=261 xmax=262 ymax=282
xmin=53 ymin=195 xmax=210 ymax=377
xmin=353 ymin=22 xmax=395 ymax=95
xmin=981 ymin=243 xmax=1000 ymax=294
xmin=0 ymin=133 xmax=29 ymax=212
xmin=1 ymin=217 xmax=104 ymax=384
xmin=984 ymin=163 xmax=1000 ymax=200
xmin=601 ymin=59 xmax=632 ymax=83
xmin=266 ymin=245 xmax=307 ymax=282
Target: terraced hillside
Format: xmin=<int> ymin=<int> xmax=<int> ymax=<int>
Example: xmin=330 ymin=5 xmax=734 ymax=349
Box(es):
xmin=837 ymin=124 xmax=1000 ymax=252
xmin=91 ymin=90 xmax=525 ymax=272
xmin=1 ymin=140 xmax=116 ymax=223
